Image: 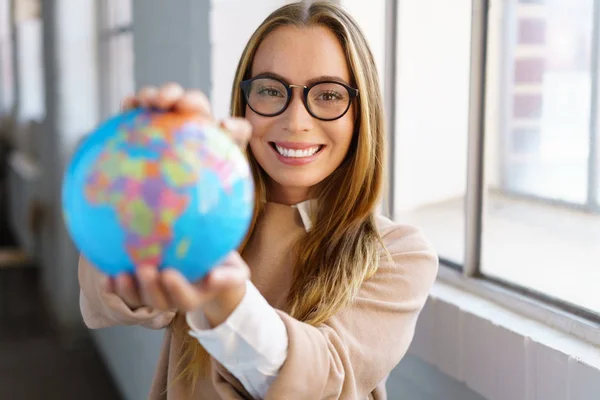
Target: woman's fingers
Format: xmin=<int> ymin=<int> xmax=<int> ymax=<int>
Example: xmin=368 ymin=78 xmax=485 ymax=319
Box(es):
xmin=207 ymin=252 xmax=250 ymax=288
xmin=138 ymin=86 xmax=159 ymax=108
xmin=161 ymin=269 xmax=204 ymax=311
xmin=121 ymin=95 xmax=139 ymax=111
xmin=122 ymin=84 xmax=215 ymax=127
xmin=219 ymin=117 xmax=253 ymax=149
xmin=159 ymin=263 xmax=248 ymax=311
xmin=155 ymin=82 xmax=185 ymax=110
xmin=207 ymin=266 xmax=249 ymax=291
xmin=174 ymin=90 xmax=213 ymax=118
xmin=136 ymin=267 xmax=171 ymax=311
xmin=137 ymin=83 xmax=185 ymax=110
xmin=114 ymin=273 xmax=143 ymax=309
xmin=111 ymin=251 xmax=249 ymax=312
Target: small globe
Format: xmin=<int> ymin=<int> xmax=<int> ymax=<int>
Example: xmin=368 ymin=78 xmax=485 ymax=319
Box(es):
xmin=62 ymin=108 xmax=254 ymax=282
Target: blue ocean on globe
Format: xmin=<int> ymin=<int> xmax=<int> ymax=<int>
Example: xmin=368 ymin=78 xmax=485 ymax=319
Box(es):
xmin=62 ymin=108 xmax=254 ymax=282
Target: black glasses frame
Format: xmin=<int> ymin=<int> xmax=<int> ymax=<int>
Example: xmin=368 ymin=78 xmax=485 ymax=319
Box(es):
xmin=240 ymin=75 xmax=359 ymax=121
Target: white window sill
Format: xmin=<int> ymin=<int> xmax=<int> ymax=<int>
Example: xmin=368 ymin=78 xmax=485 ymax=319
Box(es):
xmin=408 ymin=267 xmax=600 ymax=399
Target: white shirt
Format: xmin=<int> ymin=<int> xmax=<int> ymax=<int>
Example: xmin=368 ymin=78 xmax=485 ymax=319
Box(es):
xmin=185 ymin=200 xmax=315 ymax=399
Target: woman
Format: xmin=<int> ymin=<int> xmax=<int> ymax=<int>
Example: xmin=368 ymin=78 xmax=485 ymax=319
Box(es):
xmin=78 ymin=2 xmax=438 ymax=399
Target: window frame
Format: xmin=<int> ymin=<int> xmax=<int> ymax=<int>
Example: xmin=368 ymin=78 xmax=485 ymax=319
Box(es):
xmin=385 ymin=0 xmax=600 ymax=346
xmin=96 ymin=0 xmax=134 ymax=120
xmin=470 ymin=0 xmax=600 ymax=328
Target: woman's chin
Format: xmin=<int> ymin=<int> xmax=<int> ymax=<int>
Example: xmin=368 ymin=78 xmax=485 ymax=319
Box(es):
xmin=266 ymin=174 xmax=324 ymax=199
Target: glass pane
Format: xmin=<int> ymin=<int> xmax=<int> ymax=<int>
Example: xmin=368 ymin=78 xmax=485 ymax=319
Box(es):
xmin=482 ymin=0 xmax=600 ymax=314
xmin=0 ymin=0 xmax=8 ymax=37
xmin=0 ymin=0 xmax=14 ymax=113
xmin=501 ymin=0 xmax=592 ymax=204
xmin=392 ymin=0 xmax=472 ymax=266
xmin=15 ymin=18 xmax=45 ymax=121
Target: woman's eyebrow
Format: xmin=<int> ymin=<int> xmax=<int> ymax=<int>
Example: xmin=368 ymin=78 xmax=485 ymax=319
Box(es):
xmin=252 ymin=71 xmax=350 ymax=86
xmin=306 ymin=75 xmax=350 ymax=86
xmin=252 ymin=71 xmax=290 ymax=82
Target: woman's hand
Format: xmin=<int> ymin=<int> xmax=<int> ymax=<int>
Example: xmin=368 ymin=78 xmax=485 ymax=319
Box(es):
xmin=122 ymin=82 xmax=252 ymax=148
xmin=107 ymin=252 xmax=249 ymax=326
xmin=108 ymin=83 xmax=253 ymax=326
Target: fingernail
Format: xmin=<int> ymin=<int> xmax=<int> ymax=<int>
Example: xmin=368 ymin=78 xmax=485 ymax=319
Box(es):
xmin=196 ymin=93 xmax=212 ymax=112
xmin=221 ymin=119 xmax=233 ymax=130
xmin=137 ymin=267 xmax=154 ymax=280
xmin=211 ymin=270 xmax=226 ymax=281
xmin=164 ymin=86 xmax=182 ymax=99
xmin=214 ymin=269 xmax=235 ymax=282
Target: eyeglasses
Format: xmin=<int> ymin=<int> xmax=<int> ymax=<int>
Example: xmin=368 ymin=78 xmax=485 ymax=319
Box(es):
xmin=240 ymin=75 xmax=359 ymax=121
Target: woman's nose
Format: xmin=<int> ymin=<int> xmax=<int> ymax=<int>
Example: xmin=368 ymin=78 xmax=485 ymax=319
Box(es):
xmin=283 ymin=88 xmax=313 ymax=133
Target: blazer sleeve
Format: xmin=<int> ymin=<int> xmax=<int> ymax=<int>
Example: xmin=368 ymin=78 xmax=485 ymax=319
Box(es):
xmin=212 ymin=222 xmax=439 ymax=399
xmin=78 ymin=255 xmax=175 ymax=330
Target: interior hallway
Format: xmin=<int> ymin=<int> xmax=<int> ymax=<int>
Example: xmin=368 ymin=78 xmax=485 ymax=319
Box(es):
xmin=0 ymin=258 xmax=122 ymax=400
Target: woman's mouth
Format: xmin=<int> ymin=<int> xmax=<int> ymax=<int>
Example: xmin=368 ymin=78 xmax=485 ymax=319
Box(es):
xmin=269 ymin=142 xmax=325 ymax=165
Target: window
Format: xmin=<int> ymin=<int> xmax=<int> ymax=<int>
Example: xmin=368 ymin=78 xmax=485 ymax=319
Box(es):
xmin=0 ymin=0 xmax=44 ymax=122
xmin=390 ymin=0 xmax=472 ymax=268
xmin=98 ymin=0 xmax=134 ymax=119
xmin=0 ymin=0 xmax=14 ymax=115
xmin=481 ymin=0 xmax=600 ymax=316
xmin=13 ymin=0 xmax=44 ymax=122
xmin=387 ymin=0 xmax=600 ymax=319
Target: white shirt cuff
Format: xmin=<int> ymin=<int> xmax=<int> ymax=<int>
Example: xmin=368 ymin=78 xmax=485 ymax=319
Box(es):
xmin=186 ymin=280 xmax=288 ymax=396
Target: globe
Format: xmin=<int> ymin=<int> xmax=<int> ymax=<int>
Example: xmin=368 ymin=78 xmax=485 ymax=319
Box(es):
xmin=62 ymin=108 xmax=254 ymax=282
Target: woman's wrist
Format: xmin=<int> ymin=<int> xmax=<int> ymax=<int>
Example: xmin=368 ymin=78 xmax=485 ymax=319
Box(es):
xmin=201 ymin=281 xmax=248 ymax=328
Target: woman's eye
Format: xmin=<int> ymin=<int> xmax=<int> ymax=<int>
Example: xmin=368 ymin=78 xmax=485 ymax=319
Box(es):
xmin=257 ymin=87 xmax=284 ymax=97
xmin=316 ymin=91 xmax=343 ymax=102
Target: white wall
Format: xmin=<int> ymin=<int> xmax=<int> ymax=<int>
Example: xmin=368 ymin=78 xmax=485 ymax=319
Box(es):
xmin=133 ymin=0 xmax=210 ymax=91
xmin=339 ymin=0 xmax=386 ymax=89
xmin=393 ymin=0 xmax=472 ymax=213
xmin=209 ymin=0 xmax=295 ymax=119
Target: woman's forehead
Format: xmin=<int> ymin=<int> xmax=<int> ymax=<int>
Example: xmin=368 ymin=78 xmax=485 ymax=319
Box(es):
xmin=251 ymin=25 xmax=351 ymax=84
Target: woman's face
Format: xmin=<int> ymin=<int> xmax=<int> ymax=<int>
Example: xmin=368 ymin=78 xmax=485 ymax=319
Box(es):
xmin=246 ymin=26 xmax=355 ymax=205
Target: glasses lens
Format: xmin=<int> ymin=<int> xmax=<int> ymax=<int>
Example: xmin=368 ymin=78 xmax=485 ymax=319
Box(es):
xmin=245 ymin=78 xmax=288 ymax=116
xmin=307 ymin=82 xmax=351 ymax=120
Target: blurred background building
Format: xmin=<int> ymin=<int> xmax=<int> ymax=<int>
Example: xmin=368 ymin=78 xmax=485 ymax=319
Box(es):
xmin=0 ymin=0 xmax=598 ymax=399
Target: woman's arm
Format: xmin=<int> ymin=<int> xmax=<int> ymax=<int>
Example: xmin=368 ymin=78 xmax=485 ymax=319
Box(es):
xmin=78 ymin=256 xmax=175 ymax=329
xmin=77 ymin=83 xmax=251 ymax=332
xmin=186 ymin=280 xmax=288 ymax=399
xmin=211 ymin=221 xmax=439 ymax=399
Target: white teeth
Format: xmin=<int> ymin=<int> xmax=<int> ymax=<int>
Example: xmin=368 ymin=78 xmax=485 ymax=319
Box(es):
xmin=275 ymin=145 xmax=321 ymax=158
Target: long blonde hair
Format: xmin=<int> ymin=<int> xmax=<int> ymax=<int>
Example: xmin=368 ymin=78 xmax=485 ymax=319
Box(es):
xmin=173 ymin=0 xmax=387 ymax=386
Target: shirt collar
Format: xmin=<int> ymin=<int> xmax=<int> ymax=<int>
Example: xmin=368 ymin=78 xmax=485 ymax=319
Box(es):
xmin=291 ymin=199 xmax=317 ymax=232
